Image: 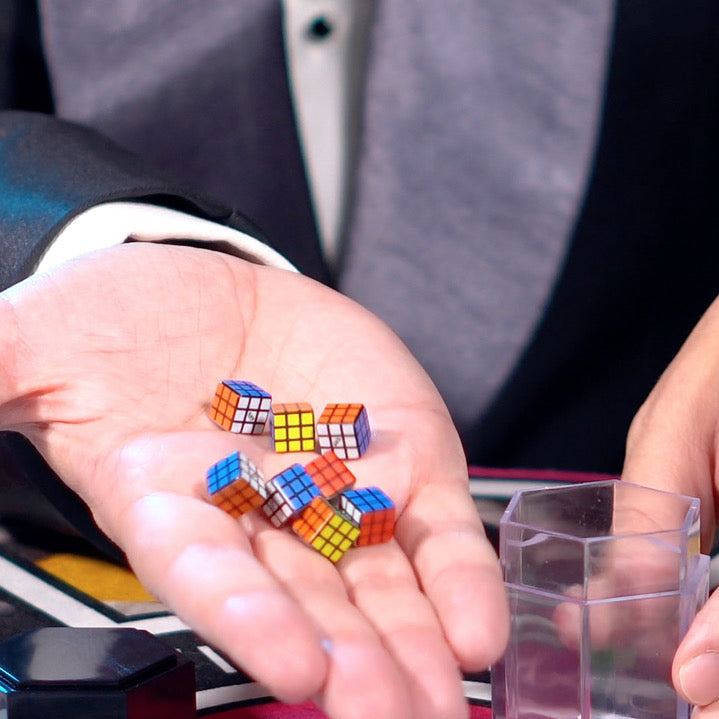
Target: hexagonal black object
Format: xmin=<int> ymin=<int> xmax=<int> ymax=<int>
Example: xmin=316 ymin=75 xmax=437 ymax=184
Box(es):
xmin=0 ymin=627 xmax=195 ymax=718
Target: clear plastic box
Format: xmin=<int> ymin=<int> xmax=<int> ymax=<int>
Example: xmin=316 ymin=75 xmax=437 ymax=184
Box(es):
xmin=492 ymin=480 xmax=710 ymax=719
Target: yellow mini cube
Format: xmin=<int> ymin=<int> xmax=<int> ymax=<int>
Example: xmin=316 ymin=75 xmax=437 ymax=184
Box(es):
xmin=270 ymin=402 xmax=315 ymax=452
xmin=291 ymin=496 xmax=360 ymax=563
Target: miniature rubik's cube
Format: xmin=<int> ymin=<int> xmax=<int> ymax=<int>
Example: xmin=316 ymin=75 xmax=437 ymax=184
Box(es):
xmin=208 ymin=380 xmax=271 ymax=434
xmin=316 ymin=403 xmax=371 ymax=459
xmin=205 ymin=381 xmax=391 ymax=561
xmin=270 ymin=402 xmax=316 ymax=453
xmin=291 ymin=496 xmax=360 ymax=563
xmin=207 ymin=451 xmax=267 ymax=518
xmin=262 ymin=464 xmax=320 ymax=527
xmin=304 ymin=451 xmax=356 ymax=499
xmin=338 ymin=487 xmax=395 ymax=546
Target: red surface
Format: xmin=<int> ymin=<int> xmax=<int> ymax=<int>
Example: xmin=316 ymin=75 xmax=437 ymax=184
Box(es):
xmin=213 ymin=701 xmax=492 ymax=718
xmin=468 ymin=465 xmax=616 ymax=483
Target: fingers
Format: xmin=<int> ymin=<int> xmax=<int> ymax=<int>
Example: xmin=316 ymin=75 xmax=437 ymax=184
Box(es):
xmin=250 ymin=521 xmax=418 ymax=719
xmin=251 ymin=513 xmax=473 ymax=719
xmin=88 ymin=431 xmax=331 ymax=703
xmin=245 ymin=443 xmax=479 ymax=719
xmin=622 ymin=296 xmax=719 ymax=549
xmin=352 ymin=406 xmax=508 ymax=672
xmin=117 ymin=491 xmax=330 ymax=703
xmin=340 ymin=543 xmax=470 ymax=719
xmin=95 ymin=430 xmax=477 ymax=719
xmin=623 ymin=388 xmax=716 ymax=550
xmin=675 ymin=588 xmax=719 ymax=711
xmin=618 ymin=297 xmax=719 ymax=712
xmin=399 ymin=479 xmax=508 ymax=671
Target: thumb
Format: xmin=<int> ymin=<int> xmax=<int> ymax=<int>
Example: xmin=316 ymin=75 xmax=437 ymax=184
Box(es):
xmin=622 ymin=396 xmax=717 ymax=552
xmin=621 ymin=297 xmax=719 ymax=551
xmin=0 ymin=294 xmax=21 ymax=428
xmin=674 ymin=589 xmax=719 ymax=708
xmin=0 ymin=275 xmax=87 ymax=437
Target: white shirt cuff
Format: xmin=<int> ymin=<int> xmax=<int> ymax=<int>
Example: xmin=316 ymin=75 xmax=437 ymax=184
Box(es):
xmin=34 ymin=201 xmax=298 ymax=274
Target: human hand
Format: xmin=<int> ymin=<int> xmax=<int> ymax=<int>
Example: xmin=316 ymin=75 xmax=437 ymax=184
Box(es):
xmin=622 ymin=293 xmax=719 ymax=715
xmin=0 ymin=242 xmax=507 ymax=719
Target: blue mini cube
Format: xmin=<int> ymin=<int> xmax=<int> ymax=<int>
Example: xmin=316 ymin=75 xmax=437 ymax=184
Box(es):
xmin=262 ymin=464 xmax=320 ymax=527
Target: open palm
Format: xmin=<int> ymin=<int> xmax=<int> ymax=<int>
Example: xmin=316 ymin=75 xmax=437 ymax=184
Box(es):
xmin=0 ymin=242 xmax=507 ymax=719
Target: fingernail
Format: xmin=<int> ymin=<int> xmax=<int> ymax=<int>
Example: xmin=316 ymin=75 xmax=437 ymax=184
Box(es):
xmin=679 ymin=652 xmax=719 ymax=705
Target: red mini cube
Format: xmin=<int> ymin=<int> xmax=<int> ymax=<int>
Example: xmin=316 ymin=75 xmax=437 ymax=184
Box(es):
xmin=304 ymin=451 xmax=356 ymax=499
